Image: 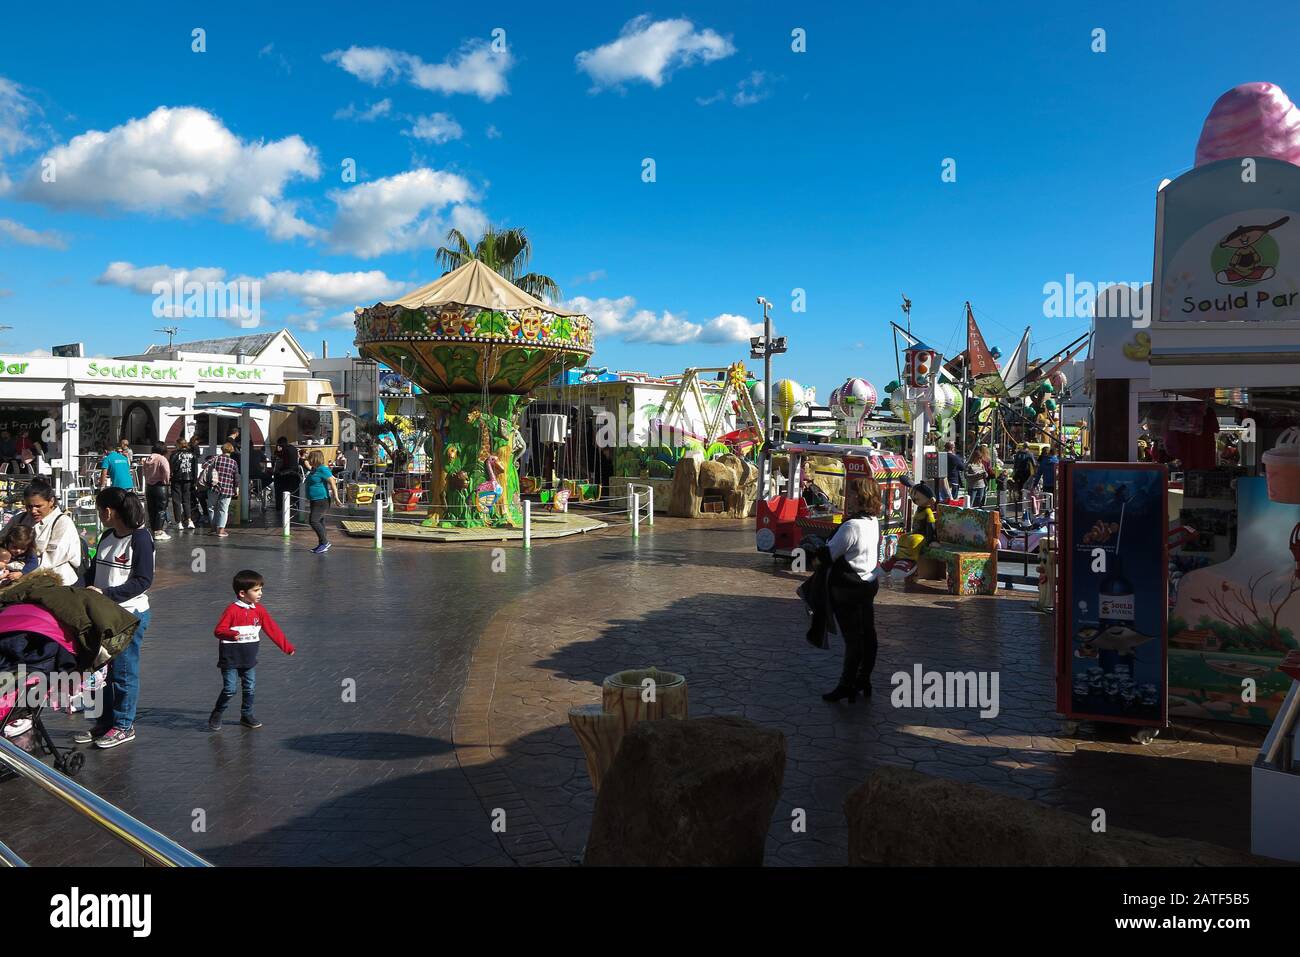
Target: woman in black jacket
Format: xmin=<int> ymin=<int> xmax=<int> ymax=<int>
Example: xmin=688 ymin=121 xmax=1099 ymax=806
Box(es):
xmin=820 ymin=477 xmax=884 ymax=703
xmin=169 ymin=438 xmax=196 ymax=530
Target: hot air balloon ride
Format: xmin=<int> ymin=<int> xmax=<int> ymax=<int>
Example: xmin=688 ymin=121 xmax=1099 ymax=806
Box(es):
xmin=772 ymin=379 xmax=804 ymax=432
xmin=835 ymin=377 xmax=878 ymax=436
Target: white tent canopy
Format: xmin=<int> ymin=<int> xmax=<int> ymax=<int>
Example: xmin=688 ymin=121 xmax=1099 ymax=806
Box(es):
xmin=376 ymin=259 xmax=582 ymax=316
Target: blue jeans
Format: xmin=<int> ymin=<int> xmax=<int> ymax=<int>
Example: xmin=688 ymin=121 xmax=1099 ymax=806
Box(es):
xmin=211 ymin=492 xmax=232 ymax=530
xmin=969 ymin=487 xmax=987 ymax=508
xmin=107 ymin=608 xmax=149 ymax=731
xmin=214 ymin=667 xmax=256 ymax=716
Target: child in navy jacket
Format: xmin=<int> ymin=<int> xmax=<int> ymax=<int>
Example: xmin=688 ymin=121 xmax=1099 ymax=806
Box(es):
xmin=208 ymin=569 xmax=295 ymax=731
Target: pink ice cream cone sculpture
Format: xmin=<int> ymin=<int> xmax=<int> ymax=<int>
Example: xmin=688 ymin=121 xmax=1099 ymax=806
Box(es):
xmin=1195 ymin=82 xmax=1300 ymax=167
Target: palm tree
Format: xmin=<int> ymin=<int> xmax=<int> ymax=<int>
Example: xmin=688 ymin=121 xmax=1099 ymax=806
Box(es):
xmin=435 ymin=226 xmax=562 ymax=302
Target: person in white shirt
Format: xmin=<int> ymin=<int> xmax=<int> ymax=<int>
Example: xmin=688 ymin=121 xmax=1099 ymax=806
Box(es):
xmin=3 ymin=479 xmax=82 ymax=585
xmin=823 ymin=476 xmax=883 ymax=703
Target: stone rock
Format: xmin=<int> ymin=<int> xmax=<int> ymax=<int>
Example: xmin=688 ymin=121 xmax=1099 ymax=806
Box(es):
xmin=845 ymin=767 xmax=1273 ymax=866
xmin=585 ymin=715 xmax=786 ymax=866
xmin=668 ymin=451 xmax=702 ymax=517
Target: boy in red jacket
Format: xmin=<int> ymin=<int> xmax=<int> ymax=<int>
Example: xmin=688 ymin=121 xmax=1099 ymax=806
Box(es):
xmin=208 ymin=569 xmax=295 ymax=731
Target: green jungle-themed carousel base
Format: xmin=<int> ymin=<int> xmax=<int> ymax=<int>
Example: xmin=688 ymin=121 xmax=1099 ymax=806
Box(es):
xmin=340 ymin=510 xmax=607 ymax=543
xmin=425 ymin=392 xmax=526 ymax=530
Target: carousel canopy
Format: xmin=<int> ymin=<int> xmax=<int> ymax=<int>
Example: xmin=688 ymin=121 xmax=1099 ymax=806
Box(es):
xmin=379 ymin=259 xmax=582 ymax=317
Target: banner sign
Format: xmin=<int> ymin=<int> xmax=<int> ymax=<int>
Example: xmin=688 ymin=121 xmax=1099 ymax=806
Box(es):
xmin=1056 ymin=461 xmax=1169 ymax=727
xmin=1154 ymin=158 xmax=1300 ymax=326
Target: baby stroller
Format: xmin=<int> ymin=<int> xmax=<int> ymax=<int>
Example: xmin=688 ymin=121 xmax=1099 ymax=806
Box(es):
xmin=0 ymin=610 xmax=91 ymax=777
xmin=0 ymin=582 xmax=138 ymax=779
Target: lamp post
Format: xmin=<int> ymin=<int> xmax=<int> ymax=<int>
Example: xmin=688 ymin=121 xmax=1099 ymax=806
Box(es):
xmin=751 ymin=297 xmax=787 ymax=497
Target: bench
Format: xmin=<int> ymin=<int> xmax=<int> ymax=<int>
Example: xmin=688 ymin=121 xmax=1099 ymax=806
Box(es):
xmin=914 ymin=504 xmax=1000 ymax=596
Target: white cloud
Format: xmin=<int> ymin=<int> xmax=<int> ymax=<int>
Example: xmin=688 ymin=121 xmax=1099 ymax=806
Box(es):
xmin=0 ymin=76 xmax=40 ymax=192
xmin=576 ymin=16 xmax=734 ymax=90
xmin=325 ymin=40 xmax=513 ymax=101
xmin=99 ymin=261 xmax=405 ymax=308
xmin=335 ymin=99 xmax=392 ymax=121
xmin=258 ymin=269 xmax=407 ymax=308
xmin=0 ymin=289 xmax=14 ymax=299
xmin=405 ymin=112 xmax=463 ymax=143
xmin=97 ymin=261 xmax=229 ymax=295
xmin=327 ymin=168 xmax=480 ymax=258
xmin=17 ymin=106 xmax=321 ymax=242
xmin=258 ymin=42 xmax=292 ymax=74
xmin=0 ymin=217 xmax=67 ymax=250
xmin=0 ymin=77 xmax=37 ymax=159
xmin=292 ymin=309 xmax=359 ymax=333
xmin=564 ymin=295 xmax=758 ymax=346
xmin=698 ymin=72 xmax=772 ymax=108
xmin=485 ymin=124 xmax=501 ymax=139
xmin=732 ymin=72 xmax=770 ymax=107
xmin=700 ymin=312 xmax=761 ymax=342
xmin=571 ymin=269 xmax=606 ymax=286
xmin=325 ymin=46 xmax=405 ymax=84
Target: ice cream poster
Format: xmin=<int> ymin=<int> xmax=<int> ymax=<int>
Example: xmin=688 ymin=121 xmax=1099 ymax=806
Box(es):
xmin=1057 ymin=463 xmax=1168 ymax=726
xmin=1155 ymin=157 xmax=1300 ymax=325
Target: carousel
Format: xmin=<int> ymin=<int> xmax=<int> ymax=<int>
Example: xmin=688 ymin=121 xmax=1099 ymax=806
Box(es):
xmin=353 ymin=260 xmax=593 ymax=528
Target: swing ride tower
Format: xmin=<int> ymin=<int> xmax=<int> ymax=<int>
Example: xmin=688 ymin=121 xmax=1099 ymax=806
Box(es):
xmin=353 ymin=259 xmax=593 ymax=528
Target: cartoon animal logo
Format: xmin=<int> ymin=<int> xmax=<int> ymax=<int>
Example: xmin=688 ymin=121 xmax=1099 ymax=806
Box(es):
xmin=1214 ymin=216 xmax=1289 ymax=286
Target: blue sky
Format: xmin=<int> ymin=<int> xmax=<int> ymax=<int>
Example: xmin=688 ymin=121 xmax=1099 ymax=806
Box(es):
xmin=1 ymin=1 xmax=1297 ymax=399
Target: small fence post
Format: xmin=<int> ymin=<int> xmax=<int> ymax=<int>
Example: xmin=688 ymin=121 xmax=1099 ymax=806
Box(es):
xmin=646 ymin=486 xmax=654 ymax=526
xmin=282 ymin=492 xmax=291 ymax=539
xmin=523 ymin=499 xmax=532 ymax=550
xmin=374 ymin=495 xmax=383 ymax=550
xmin=631 ymin=491 xmax=640 ymax=539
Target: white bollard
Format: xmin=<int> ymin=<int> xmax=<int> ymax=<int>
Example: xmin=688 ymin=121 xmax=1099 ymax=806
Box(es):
xmin=522 ymin=499 xmax=532 ymax=550
xmin=646 ymin=486 xmax=654 ymax=526
xmin=631 ymin=491 xmax=640 ymax=539
xmin=282 ymin=492 xmax=291 ymax=539
xmin=374 ymin=494 xmax=383 ymax=550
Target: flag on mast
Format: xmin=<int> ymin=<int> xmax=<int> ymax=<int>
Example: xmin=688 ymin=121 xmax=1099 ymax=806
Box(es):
xmin=965 ymin=302 xmax=1008 ymax=398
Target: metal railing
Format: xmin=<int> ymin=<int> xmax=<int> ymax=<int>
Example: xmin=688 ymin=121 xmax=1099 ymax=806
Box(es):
xmin=0 ymin=737 xmax=211 ymax=867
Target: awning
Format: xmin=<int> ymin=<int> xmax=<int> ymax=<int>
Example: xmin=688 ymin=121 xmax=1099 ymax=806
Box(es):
xmin=0 ymin=380 xmax=66 ymax=402
xmin=73 ymin=381 xmax=191 ymax=400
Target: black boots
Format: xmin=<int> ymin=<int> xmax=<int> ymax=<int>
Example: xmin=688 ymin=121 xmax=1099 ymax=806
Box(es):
xmin=821 ymin=683 xmax=858 ymax=703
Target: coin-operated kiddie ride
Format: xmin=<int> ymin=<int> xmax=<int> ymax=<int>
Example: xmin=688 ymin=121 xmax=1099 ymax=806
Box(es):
xmin=354 ymin=260 xmax=593 ymax=528
xmin=756 ymin=441 xmax=911 ymax=563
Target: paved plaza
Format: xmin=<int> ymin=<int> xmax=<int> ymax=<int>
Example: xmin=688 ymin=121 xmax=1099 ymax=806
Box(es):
xmin=1 ymin=517 xmax=1265 ymax=866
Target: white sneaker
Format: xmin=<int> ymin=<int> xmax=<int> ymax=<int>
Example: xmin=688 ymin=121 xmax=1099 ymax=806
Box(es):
xmin=154 ymin=531 xmax=172 ymax=542
xmin=186 ymin=521 xmax=196 ymax=530
xmin=3 ymin=718 xmax=33 ymax=738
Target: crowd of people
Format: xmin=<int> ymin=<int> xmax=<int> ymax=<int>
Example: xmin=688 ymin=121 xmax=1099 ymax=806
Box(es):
xmin=935 ymin=440 xmax=1062 ymax=512
xmin=90 ymin=434 xmax=347 ymax=550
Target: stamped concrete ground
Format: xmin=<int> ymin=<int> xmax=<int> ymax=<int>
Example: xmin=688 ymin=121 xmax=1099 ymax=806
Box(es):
xmin=1 ymin=517 xmax=1264 ymax=866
